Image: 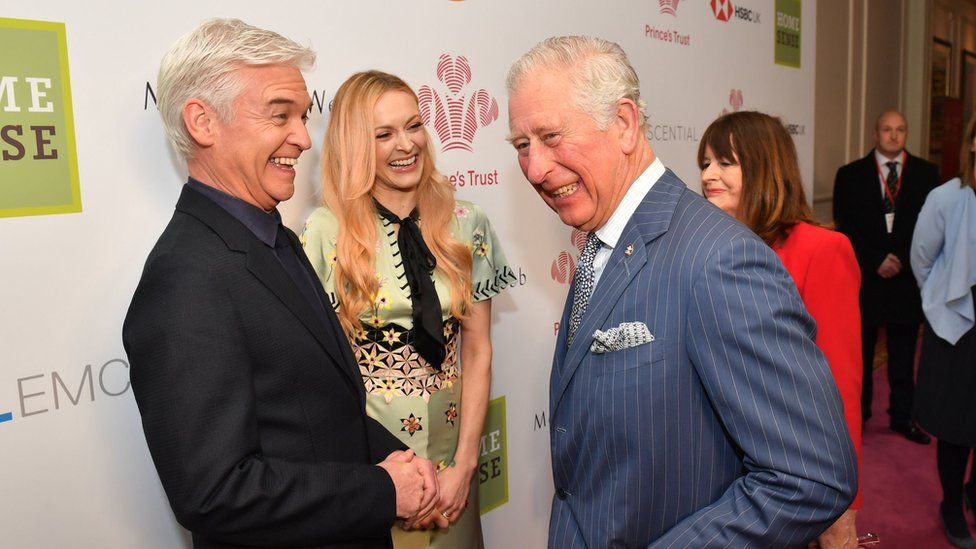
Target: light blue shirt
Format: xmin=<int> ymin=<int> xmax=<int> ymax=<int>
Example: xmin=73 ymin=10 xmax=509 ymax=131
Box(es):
xmin=911 ymin=177 xmax=976 ymax=344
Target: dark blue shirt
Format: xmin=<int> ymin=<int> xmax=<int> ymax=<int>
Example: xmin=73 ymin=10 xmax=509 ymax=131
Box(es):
xmin=187 ymin=177 xmax=330 ymax=326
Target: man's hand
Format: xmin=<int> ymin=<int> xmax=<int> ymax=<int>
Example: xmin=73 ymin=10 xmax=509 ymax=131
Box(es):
xmin=808 ymin=508 xmax=858 ymax=548
xmin=377 ymin=450 xmax=426 ymax=519
xmin=877 ymin=253 xmax=902 ymax=278
xmin=402 ymin=456 xmax=441 ymax=530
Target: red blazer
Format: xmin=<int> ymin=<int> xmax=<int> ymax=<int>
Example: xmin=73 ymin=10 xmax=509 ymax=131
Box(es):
xmin=775 ymin=222 xmax=863 ymax=508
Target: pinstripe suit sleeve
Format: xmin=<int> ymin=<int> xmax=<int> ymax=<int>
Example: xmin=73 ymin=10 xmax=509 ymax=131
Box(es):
xmin=652 ymin=233 xmax=857 ymax=548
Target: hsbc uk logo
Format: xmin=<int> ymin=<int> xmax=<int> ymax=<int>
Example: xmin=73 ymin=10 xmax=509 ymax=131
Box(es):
xmin=772 ymin=113 xmax=807 ymax=136
xmin=418 ymin=54 xmax=499 ymax=153
xmin=550 ymin=229 xmax=588 ymax=284
xmin=710 ymin=0 xmax=761 ymax=24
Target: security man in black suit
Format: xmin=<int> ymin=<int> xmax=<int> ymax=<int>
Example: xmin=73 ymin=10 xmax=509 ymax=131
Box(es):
xmin=123 ymin=19 xmax=439 ymax=548
xmin=833 ymin=110 xmax=939 ymax=444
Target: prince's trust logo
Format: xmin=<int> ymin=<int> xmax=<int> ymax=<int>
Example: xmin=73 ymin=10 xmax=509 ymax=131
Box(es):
xmin=721 ymin=88 xmax=744 ymax=116
xmin=418 ymin=54 xmax=501 ymax=190
xmin=550 ymin=229 xmax=587 ymax=285
xmin=659 ymin=0 xmax=682 ymax=16
xmin=645 ymin=0 xmax=691 ymax=47
xmin=418 ymin=54 xmax=499 ymax=153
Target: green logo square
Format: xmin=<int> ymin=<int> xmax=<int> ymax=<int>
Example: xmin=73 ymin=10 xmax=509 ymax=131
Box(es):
xmin=775 ymin=0 xmax=802 ymax=68
xmin=0 ymin=18 xmax=81 ymax=218
xmin=478 ymin=396 xmax=508 ymax=514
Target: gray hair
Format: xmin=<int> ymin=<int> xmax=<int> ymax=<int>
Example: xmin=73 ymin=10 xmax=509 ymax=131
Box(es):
xmin=157 ymin=18 xmax=316 ymax=160
xmin=506 ymin=36 xmax=647 ymax=130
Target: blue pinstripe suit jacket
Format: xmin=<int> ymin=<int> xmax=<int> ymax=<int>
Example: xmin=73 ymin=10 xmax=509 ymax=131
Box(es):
xmin=548 ymin=169 xmax=857 ymax=548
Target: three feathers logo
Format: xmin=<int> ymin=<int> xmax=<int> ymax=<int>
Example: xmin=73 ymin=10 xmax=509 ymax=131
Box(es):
xmin=721 ymin=89 xmax=744 ymax=116
xmin=418 ymin=54 xmax=499 ymax=152
xmin=551 ymin=230 xmax=588 ymax=284
xmin=659 ymin=0 xmax=682 ymax=16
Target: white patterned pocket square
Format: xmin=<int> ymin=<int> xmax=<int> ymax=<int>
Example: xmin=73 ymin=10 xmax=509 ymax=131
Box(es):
xmin=590 ymin=322 xmax=654 ymax=354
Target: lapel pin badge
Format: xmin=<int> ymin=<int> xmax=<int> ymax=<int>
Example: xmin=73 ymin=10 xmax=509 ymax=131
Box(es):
xmin=623 ymin=243 xmax=634 ymax=257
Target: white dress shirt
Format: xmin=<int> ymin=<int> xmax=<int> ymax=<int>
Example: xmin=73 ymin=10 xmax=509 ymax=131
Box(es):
xmin=591 ymin=158 xmax=666 ymax=286
xmin=874 ymin=149 xmax=905 ymax=198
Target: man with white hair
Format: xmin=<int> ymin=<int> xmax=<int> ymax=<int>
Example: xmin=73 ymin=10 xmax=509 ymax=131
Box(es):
xmin=123 ymin=19 xmax=438 ymax=548
xmin=506 ymin=36 xmax=856 ymax=547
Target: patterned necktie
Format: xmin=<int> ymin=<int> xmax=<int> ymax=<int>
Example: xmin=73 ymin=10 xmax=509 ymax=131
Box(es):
xmin=882 ymin=161 xmax=898 ymax=214
xmin=567 ymin=232 xmax=601 ymax=346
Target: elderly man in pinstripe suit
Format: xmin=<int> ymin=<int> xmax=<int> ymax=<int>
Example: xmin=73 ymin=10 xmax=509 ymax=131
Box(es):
xmin=506 ymin=36 xmax=856 ymax=548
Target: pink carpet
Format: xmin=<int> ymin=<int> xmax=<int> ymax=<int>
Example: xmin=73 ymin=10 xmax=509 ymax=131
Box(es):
xmin=857 ymin=360 xmax=959 ymax=547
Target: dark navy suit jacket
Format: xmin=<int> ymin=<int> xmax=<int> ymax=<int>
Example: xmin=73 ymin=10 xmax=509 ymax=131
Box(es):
xmin=124 ymin=185 xmax=404 ymax=548
xmin=548 ymin=170 xmax=857 ymax=548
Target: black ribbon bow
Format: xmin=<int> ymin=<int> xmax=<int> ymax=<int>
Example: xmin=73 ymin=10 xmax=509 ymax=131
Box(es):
xmin=373 ymin=199 xmax=446 ymax=370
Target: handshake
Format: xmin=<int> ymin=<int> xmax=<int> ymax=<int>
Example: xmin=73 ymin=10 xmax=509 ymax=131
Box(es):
xmin=378 ymin=449 xmax=471 ymax=530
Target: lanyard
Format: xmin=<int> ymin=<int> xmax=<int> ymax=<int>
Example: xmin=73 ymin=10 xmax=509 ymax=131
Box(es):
xmin=875 ymin=151 xmax=905 ymax=207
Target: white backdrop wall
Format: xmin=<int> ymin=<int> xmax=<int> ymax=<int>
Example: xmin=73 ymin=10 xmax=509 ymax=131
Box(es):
xmin=0 ymin=1 xmax=815 ymax=547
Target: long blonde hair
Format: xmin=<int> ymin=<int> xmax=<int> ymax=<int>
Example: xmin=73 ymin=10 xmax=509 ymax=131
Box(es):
xmin=321 ymin=70 xmax=472 ymax=336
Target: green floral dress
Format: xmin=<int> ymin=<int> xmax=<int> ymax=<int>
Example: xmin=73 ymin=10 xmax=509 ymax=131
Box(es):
xmin=302 ymin=200 xmax=512 ymax=549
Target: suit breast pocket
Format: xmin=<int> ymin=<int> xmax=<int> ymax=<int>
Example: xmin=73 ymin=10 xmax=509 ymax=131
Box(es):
xmin=594 ymin=337 xmax=666 ymax=377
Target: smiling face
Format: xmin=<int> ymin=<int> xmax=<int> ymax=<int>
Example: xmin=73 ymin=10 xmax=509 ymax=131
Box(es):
xmin=507 ymin=70 xmax=627 ymax=232
xmin=205 ymin=64 xmax=312 ymax=211
xmin=700 ymin=144 xmax=743 ymax=217
xmin=371 ymin=90 xmax=427 ymax=204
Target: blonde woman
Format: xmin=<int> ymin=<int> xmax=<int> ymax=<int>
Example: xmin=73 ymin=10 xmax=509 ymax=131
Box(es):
xmin=303 ymin=70 xmax=511 ymax=548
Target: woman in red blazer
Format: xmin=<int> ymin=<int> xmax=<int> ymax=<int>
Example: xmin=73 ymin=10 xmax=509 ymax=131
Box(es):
xmin=699 ymin=111 xmax=863 ymax=549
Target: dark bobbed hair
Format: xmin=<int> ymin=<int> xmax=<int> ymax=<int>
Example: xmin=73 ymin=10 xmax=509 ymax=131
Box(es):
xmin=697 ymin=111 xmax=816 ymax=246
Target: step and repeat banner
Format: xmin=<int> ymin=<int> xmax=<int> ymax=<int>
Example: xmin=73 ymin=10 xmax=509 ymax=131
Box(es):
xmin=0 ymin=1 xmax=813 ymax=547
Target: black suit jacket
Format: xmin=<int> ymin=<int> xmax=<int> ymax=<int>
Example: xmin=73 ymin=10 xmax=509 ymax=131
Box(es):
xmin=123 ymin=185 xmax=404 ymax=548
xmin=833 ymin=150 xmax=939 ymax=324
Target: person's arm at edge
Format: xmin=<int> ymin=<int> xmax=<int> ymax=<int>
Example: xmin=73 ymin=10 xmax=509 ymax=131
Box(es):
xmin=910 ymin=183 xmax=948 ymax=288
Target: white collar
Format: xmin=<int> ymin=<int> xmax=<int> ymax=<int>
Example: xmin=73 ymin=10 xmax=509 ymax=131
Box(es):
xmin=874 ymin=149 xmax=905 ymax=167
xmin=594 ymin=157 xmax=665 ymax=249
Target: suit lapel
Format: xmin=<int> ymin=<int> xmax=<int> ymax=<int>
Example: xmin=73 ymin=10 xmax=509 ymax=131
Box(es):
xmin=863 ymin=153 xmax=885 ymax=212
xmin=176 ymin=186 xmax=362 ymax=396
xmin=243 ymin=236 xmax=356 ymax=386
xmin=550 ymin=169 xmax=682 ymax=412
xmin=286 ymin=228 xmax=365 ymax=398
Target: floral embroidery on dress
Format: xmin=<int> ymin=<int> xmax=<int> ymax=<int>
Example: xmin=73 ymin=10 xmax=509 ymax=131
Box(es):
xmin=374 ymin=291 xmax=392 ymax=311
xmin=454 ymin=204 xmax=470 ymax=218
xmin=381 ymin=328 xmax=400 ymax=345
xmin=355 ymin=318 xmax=460 ymax=402
xmin=378 ymin=378 xmax=403 ymax=404
xmin=470 ymin=227 xmax=494 ymax=269
xmin=323 ymin=251 xmax=338 ymax=281
xmin=445 ymin=402 xmax=458 ymax=425
xmin=401 ymin=413 xmax=423 ymax=436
